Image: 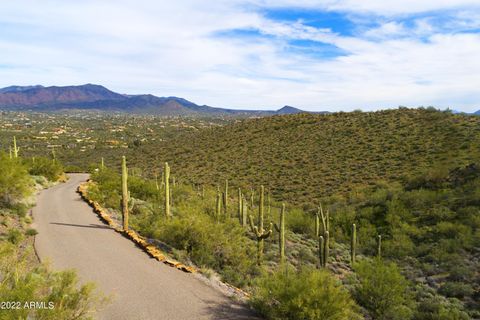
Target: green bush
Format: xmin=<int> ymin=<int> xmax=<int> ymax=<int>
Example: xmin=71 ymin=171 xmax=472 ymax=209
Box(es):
xmin=438 ymin=282 xmax=474 ymax=299
xmin=6 ymin=228 xmax=24 ymax=244
xmin=251 ymin=267 xmax=361 ymax=320
xmin=0 ymin=243 xmax=105 ymax=319
xmin=414 ymin=295 xmax=470 ymax=320
xmin=353 ymin=259 xmax=415 ymax=320
xmin=0 ymin=153 xmax=32 ymax=207
xmin=153 ymin=214 xmax=258 ymax=287
xmin=25 ymin=228 xmax=38 ymax=236
xmin=28 ymin=157 xmax=64 ymax=181
xmin=285 ymin=207 xmax=313 ymax=235
xmin=88 ymin=168 xmax=121 ymax=209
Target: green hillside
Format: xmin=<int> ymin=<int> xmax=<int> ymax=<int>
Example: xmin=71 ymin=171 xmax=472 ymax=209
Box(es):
xmin=134 ymin=108 xmax=480 ymax=206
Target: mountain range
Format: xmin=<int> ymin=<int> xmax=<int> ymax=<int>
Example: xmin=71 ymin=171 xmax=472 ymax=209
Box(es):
xmin=0 ymin=84 xmax=307 ymax=116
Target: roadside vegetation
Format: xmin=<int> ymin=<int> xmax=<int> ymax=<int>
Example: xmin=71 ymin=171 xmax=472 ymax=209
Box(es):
xmin=85 ymin=155 xmax=478 ymax=319
xmin=0 ymin=150 xmax=105 ymax=319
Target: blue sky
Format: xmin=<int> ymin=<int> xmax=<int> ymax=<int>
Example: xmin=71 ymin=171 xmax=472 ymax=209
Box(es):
xmin=0 ymin=1 xmax=480 ymax=111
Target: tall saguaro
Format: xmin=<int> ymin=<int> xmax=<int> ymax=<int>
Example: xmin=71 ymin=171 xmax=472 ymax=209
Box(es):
xmin=238 ymin=188 xmax=242 ymax=224
xmin=223 ymin=179 xmax=228 ymax=217
xmin=13 ymin=136 xmax=19 ymax=158
xmin=249 ymin=185 xmax=273 ymax=265
xmin=377 ymin=235 xmax=382 ymax=258
xmin=121 ymin=156 xmax=129 ymax=231
xmin=164 ymin=162 xmax=171 ymax=218
xmin=351 ymin=224 xmax=357 ymax=264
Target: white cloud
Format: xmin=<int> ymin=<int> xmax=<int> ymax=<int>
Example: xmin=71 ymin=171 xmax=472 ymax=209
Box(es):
xmin=250 ymin=0 xmax=480 ymax=16
xmin=363 ymin=22 xmax=407 ymax=39
xmin=0 ymin=1 xmax=479 ymax=111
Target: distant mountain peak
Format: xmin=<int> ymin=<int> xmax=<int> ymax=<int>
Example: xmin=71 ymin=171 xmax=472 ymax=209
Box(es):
xmin=276 ymin=106 xmax=304 ymax=114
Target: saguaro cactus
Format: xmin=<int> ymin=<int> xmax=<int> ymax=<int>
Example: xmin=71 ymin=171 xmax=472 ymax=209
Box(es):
xmin=12 ymin=136 xmax=19 ymax=158
xmin=319 ymin=235 xmax=324 ymax=267
xmin=121 ymin=156 xmax=129 ymax=231
xmin=323 ymin=230 xmax=330 ymax=267
xmin=101 ymin=157 xmax=105 ymax=170
xmin=315 ymin=208 xmax=321 ymax=237
xmin=274 ymin=203 xmax=286 ymax=264
xmin=249 ymin=185 xmax=273 ymax=265
xmin=216 ymin=189 xmax=222 ymax=221
xmin=164 ymin=162 xmax=171 ymax=218
xmin=238 ymin=188 xmax=242 ymax=224
xmin=351 ymin=224 xmax=357 ymax=264
xmin=241 ymin=194 xmax=248 ymax=227
xmin=223 ymin=179 xmax=228 ymax=217
xmin=377 ymin=235 xmax=382 ymax=258
xmin=154 ymin=174 xmax=159 ymax=191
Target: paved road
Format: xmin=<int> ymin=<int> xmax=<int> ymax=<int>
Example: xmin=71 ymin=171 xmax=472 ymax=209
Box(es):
xmin=33 ymin=174 xmax=258 ymax=320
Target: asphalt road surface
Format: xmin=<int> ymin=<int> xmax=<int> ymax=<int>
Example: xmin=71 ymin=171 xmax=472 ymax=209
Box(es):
xmin=33 ymin=173 xmax=258 ymax=320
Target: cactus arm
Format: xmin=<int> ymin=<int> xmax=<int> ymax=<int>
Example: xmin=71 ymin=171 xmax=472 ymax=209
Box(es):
xmin=248 ymin=214 xmax=255 ymax=232
xmin=315 ymin=209 xmax=320 ymax=237
xmin=319 ymin=204 xmax=327 ymax=233
xmin=259 ymin=223 xmax=273 ymax=239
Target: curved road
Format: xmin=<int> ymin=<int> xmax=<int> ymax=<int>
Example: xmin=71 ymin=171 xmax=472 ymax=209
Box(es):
xmin=33 ymin=174 xmax=258 ymax=320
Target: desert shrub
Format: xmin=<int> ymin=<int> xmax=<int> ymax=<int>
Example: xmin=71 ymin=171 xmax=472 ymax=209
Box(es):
xmin=64 ymin=164 xmax=83 ymax=173
xmin=285 ymin=208 xmax=313 ymax=235
xmin=28 ymin=157 xmax=64 ymax=181
xmin=0 ymin=153 xmax=32 ymax=207
xmin=6 ymin=228 xmax=24 ymax=244
xmin=414 ymin=290 xmax=470 ymax=320
xmin=383 ymin=232 xmax=415 ymax=258
xmin=153 ymin=214 xmax=258 ymax=287
xmin=128 ymin=176 xmax=159 ymax=202
xmin=251 ymin=267 xmax=361 ymax=320
xmin=25 ymin=228 xmax=38 ymax=236
xmin=438 ymin=282 xmax=474 ymax=299
xmin=9 ymin=203 xmax=29 ymax=217
xmin=88 ymin=168 xmax=121 ymax=209
xmin=353 ymin=258 xmax=415 ymax=320
xmin=0 ymin=243 xmax=105 ymax=319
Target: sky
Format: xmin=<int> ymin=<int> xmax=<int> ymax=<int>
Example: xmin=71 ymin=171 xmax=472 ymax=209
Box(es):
xmin=0 ymin=1 xmax=480 ymax=112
